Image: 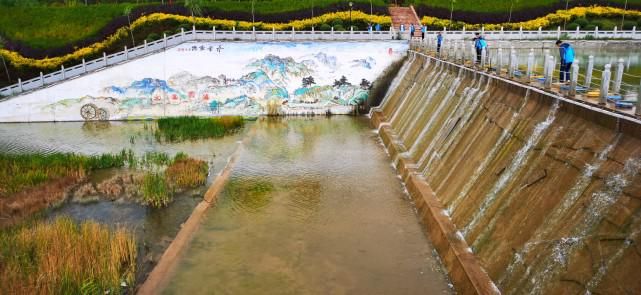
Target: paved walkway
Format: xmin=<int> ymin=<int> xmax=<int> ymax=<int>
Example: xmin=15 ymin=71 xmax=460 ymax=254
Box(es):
xmin=389 ymin=6 xmax=422 ymax=38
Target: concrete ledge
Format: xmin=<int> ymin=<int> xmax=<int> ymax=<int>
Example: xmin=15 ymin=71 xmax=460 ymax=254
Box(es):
xmin=370 ymin=109 xmax=388 ymax=129
xmin=138 ymin=145 xmax=241 ymax=295
xmin=378 ymin=124 xmax=500 ymax=295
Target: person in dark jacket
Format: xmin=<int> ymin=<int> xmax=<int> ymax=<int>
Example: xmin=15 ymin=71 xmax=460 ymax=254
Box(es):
xmin=556 ymin=40 xmax=575 ymax=83
xmin=437 ymin=32 xmax=443 ymax=54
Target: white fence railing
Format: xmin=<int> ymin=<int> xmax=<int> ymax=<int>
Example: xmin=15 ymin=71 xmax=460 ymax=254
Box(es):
xmin=398 ymin=26 xmax=640 ymax=40
xmin=2 ymin=27 xmax=640 ymax=98
xmin=0 ymin=28 xmax=394 ymax=98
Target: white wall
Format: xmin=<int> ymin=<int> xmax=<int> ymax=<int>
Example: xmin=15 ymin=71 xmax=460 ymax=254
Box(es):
xmin=0 ymin=41 xmax=408 ymax=122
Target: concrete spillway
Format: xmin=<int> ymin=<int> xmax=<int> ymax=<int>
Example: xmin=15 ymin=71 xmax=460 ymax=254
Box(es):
xmin=371 ymin=52 xmax=641 ymax=294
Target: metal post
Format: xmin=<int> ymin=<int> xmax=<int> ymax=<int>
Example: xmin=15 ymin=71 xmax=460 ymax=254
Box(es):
xmin=18 ymin=78 xmax=22 ymax=92
xmin=40 ymin=72 xmax=44 ymax=86
xmin=545 ymin=57 xmax=554 ymax=89
xmin=124 ymin=46 xmax=128 ymax=60
xmin=481 ymin=47 xmax=487 ymax=69
xmin=272 ymin=27 xmax=275 ymax=41
xmin=595 ymin=26 xmax=599 ymax=38
xmin=496 ymin=48 xmax=503 ymax=75
xmin=292 ymin=27 xmax=295 ymax=40
xmin=636 ymin=80 xmax=641 ymax=116
xmin=82 ymin=58 xmax=86 ymax=73
xmin=557 ymin=26 xmax=561 ymax=39
xmin=585 ymin=55 xmax=594 ymax=88
xmin=614 ymin=26 xmax=618 ymax=38
xmin=576 ymin=26 xmax=580 ymax=39
xmin=192 ymin=25 xmax=196 ymax=40
xmin=181 ymin=27 xmax=185 ymax=42
xmin=332 ymin=27 xmax=335 ymax=39
xmin=600 ymin=64 xmax=611 ymax=104
xmin=252 ymin=26 xmax=256 ymax=41
xmin=527 ymin=49 xmax=534 ymax=81
xmin=233 ymin=26 xmax=236 ymax=39
xmin=61 ymin=65 xmax=65 ymax=80
xmin=510 ymin=51 xmax=517 ymax=79
xmin=508 ymin=46 xmax=514 ymax=78
xmin=103 ymin=52 xmax=108 ymax=67
xmin=350 ymin=26 xmax=353 ymax=40
xmin=213 ymin=27 xmax=217 ymax=40
xmin=633 ymin=26 xmax=637 ymax=38
xmin=144 ymin=40 xmax=148 ymax=53
xmin=543 ymin=49 xmax=550 ymax=79
xmin=614 ymin=58 xmax=624 ymax=94
xmin=164 ymin=33 xmax=168 ymax=47
xmin=569 ymin=62 xmax=579 ymax=97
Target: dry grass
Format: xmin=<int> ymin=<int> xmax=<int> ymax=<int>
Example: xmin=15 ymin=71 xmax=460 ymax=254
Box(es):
xmin=0 ymin=217 xmax=137 ymax=295
xmin=0 ymin=175 xmax=83 ymax=228
xmin=165 ymin=158 xmax=208 ymax=190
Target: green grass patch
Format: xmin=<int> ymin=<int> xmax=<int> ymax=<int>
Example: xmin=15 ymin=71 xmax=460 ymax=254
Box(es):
xmin=408 ymin=0 xmax=641 ymax=14
xmin=155 ymin=116 xmax=244 ymax=142
xmin=198 ymin=0 xmax=385 ymax=15
xmin=0 ymin=4 xmax=133 ymax=49
xmin=0 ymin=216 xmax=136 ymax=294
xmin=0 ymin=151 xmax=129 ymax=197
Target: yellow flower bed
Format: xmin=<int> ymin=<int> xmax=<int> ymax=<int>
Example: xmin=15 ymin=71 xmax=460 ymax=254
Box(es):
xmin=421 ymin=6 xmax=641 ymax=31
xmin=0 ymin=11 xmax=391 ymax=71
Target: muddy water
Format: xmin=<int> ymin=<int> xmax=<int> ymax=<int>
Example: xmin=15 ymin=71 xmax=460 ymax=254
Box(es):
xmin=164 ymin=117 xmax=452 ymax=295
xmin=0 ymin=120 xmax=246 ymax=283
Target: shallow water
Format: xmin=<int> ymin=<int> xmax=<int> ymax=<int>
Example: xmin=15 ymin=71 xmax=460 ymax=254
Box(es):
xmin=0 ymin=120 xmax=247 ymax=283
xmin=164 ymin=117 xmax=452 ymax=295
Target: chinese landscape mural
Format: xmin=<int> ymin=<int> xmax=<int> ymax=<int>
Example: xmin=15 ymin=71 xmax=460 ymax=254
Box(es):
xmin=0 ymin=41 xmax=408 ymax=122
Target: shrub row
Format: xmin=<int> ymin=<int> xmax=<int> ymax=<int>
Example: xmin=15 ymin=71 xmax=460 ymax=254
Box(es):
xmin=420 ymin=6 xmax=641 ymax=31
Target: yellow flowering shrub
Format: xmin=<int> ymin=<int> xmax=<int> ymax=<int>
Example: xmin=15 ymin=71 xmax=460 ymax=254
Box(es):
xmin=1 ymin=6 xmax=636 ymax=72
xmin=0 ymin=11 xmax=391 ymax=72
xmin=421 ymin=6 xmax=641 ymax=31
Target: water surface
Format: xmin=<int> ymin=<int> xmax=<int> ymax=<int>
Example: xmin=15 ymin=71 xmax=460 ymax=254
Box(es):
xmin=165 ymin=117 xmax=452 ymax=294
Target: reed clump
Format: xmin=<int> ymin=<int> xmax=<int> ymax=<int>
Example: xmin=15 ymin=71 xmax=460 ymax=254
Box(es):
xmin=165 ymin=158 xmax=209 ymax=190
xmin=0 ymin=217 xmax=136 ymax=295
xmin=141 ymin=172 xmax=171 ymax=208
xmin=155 ymin=116 xmax=244 ymax=142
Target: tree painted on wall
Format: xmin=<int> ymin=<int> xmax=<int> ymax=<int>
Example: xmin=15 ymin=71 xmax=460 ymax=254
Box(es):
xmin=333 ymin=76 xmax=350 ymax=88
xmin=302 ymin=76 xmax=316 ymax=88
xmin=360 ymin=79 xmax=372 ymax=90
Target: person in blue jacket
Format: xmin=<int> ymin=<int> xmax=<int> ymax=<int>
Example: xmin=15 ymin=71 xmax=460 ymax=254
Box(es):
xmin=421 ymin=25 xmax=427 ymax=40
xmin=473 ymin=33 xmax=487 ymax=65
xmin=410 ymin=24 xmax=415 ymax=38
xmin=437 ymin=32 xmax=443 ymax=54
xmin=556 ymin=40 xmax=575 ymax=83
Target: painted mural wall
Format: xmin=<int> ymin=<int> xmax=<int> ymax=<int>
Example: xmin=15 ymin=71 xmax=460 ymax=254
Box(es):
xmin=0 ymin=41 xmax=408 ymax=122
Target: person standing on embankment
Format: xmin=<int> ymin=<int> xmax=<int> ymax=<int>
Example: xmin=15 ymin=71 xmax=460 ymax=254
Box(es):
xmin=473 ymin=33 xmax=487 ymax=65
xmin=556 ymin=40 xmax=575 ymax=83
